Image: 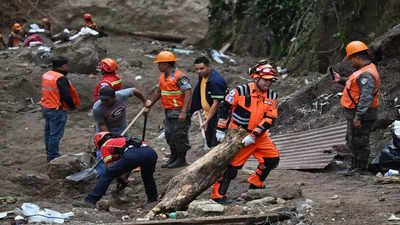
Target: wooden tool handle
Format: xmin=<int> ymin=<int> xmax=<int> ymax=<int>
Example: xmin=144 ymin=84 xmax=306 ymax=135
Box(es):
xmin=121 ymin=107 xmax=146 ymax=136
xmin=197 ymin=112 xmax=206 ymax=138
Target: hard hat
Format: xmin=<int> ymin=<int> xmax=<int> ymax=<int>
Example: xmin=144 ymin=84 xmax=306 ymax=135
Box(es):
xmin=83 ymin=13 xmax=92 ymax=20
xmin=248 ymin=60 xmax=277 ymax=80
xmin=42 ymin=18 xmax=49 ymax=23
xmin=99 ymin=58 xmax=118 ymax=73
xmin=153 ymin=51 xmax=177 ymax=63
xmin=12 ymin=23 xmax=22 ymax=31
xmin=94 ymin=131 xmax=111 ymax=149
xmin=345 ymin=41 xmax=368 ymax=59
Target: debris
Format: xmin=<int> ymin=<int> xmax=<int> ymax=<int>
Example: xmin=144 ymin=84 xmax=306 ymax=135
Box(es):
xmin=188 ymin=199 xmax=225 ymax=216
xmin=6 ymin=196 xmax=17 ymax=204
xmin=121 ymin=215 xmax=130 ymax=221
xmin=132 ymin=31 xmax=186 ymax=43
xmin=219 ymin=41 xmax=232 ymax=54
xmin=388 ymin=214 xmax=400 ymax=221
xmin=135 ymin=75 xmax=142 ymax=81
xmin=21 ymin=203 xmax=74 ymax=223
xmin=158 ymin=130 xmax=165 ymax=139
xmin=28 ymin=24 xmax=46 ymax=34
xmin=0 ymin=211 xmax=7 ymax=219
xmin=375 ymin=176 xmax=400 ymax=184
xmin=329 ymin=195 xmax=339 ymax=200
xmin=136 ymin=217 xmax=150 ymax=222
xmin=384 ymin=169 xmax=399 ymax=177
xmin=69 ymin=27 xmax=99 ymax=41
xmin=242 ymin=189 xmax=272 ymax=201
xmin=167 ymin=48 xmax=194 ymax=55
xmin=210 ymin=49 xmax=237 ymax=65
xmin=146 ymin=129 xmax=247 ymax=217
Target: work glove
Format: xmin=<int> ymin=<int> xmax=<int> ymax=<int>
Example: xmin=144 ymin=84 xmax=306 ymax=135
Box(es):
xmin=216 ymin=130 xmax=225 ymax=142
xmin=242 ymin=134 xmax=256 ymax=147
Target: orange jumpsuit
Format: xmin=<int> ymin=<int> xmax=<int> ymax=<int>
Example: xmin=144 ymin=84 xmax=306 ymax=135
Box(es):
xmin=212 ymin=82 xmax=280 ymax=199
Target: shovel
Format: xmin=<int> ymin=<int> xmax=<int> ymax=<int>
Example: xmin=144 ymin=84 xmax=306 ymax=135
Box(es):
xmin=197 ymin=111 xmax=210 ymax=150
xmin=66 ymin=107 xmax=146 ymax=182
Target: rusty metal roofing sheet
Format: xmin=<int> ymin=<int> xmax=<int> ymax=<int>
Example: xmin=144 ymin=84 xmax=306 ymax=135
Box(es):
xmin=245 ymin=122 xmax=347 ymax=170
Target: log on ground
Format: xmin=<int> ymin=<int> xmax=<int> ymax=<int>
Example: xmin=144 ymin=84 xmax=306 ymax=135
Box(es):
xmin=147 ymin=129 xmax=248 ymax=217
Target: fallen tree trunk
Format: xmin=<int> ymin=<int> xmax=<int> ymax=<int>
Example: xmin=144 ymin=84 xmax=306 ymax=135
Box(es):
xmin=131 ymin=31 xmax=186 ymax=43
xmin=127 ymin=212 xmax=292 ymax=225
xmin=147 ymin=129 xmax=248 ymax=218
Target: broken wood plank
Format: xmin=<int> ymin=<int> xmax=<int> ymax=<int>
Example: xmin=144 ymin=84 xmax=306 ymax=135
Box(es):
xmin=116 ymin=212 xmax=291 ymax=225
xmin=374 ymin=176 xmax=400 ymax=184
xmin=146 ymin=129 xmax=248 ymax=218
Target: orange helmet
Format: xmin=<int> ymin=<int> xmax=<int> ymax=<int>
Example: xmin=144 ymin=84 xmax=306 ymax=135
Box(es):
xmin=345 ymin=41 xmax=368 ymax=59
xmin=94 ymin=131 xmax=111 ymax=149
xmin=83 ymin=13 xmax=92 ymax=20
xmin=248 ymin=60 xmax=277 ymax=80
xmin=154 ymin=51 xmax=176 ymax=63
xmin=99 ymin=58 xmax=118 ymax=73
xmin=12 ymin=23 xmax=22 ymax=31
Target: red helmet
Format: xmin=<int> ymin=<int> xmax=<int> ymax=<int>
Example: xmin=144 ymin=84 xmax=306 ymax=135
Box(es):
xmin=83 ymin=13 xmax=92 ymax=20
xmin=98 ymin=58 xmax=118 ymax=73
xmin=94 ymin=131 xmax=111 ymax=149
xmin=248 ymin=60 xmax=277 ymax=80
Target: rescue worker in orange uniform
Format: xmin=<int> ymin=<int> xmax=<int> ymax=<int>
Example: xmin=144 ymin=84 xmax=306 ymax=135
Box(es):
xmin=93 ymin=58 xmax=122 ymax=102
xmin=74 ymin=132 xmax=158 ymax=208
xmin=211 ymin=60 xmax=280 ymax=204
xmin=145 ymin=51 xmax=193 ymax=168
xmin=8 ymin=23 xmax=24 ymax=47
xmin=41 ymin=56 xmax=80 ymax=162
xmin=333 ymin=41 xmax=380 ymax=176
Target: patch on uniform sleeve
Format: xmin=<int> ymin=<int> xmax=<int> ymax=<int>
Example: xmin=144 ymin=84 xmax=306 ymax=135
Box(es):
xmin=226 ymin=95 xmax=234 ymax=103
xmin=360 ymin=78 xmax=368 ymax=85
xmin=100 ymin=82 xmax=109 ymax=87
xmin=228 ymin=90 xmax=236 ymax=96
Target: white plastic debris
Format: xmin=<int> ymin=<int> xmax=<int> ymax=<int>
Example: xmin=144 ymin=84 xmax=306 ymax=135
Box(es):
xmin=167 ymin=48 xmax=194 ymax=55
xmin=29 ymin=24 xmax=45 ymax=33
xmin=388 ymin=214 xmax=400 ymax=221
xmin=135 ymin=75 xmax=142 ymax=81
xmin=29 ymin=41 xmax=42 ymax=47
xmin=69 ymin=27 xmax=99 ymax=41
xmin=63 ymin=29 xmax=70 ymax=34
xmin=0 ymin=211 xmax=7 ymax=219
xmin=121 ymin=215 xmax=130 ymax=221
xmin=21 ymin=203 xmax=74 ymax=224
xmin=384 ymin=169 xmax=399 ymax=177
xmin=158 ymin=131 xmax=165 ymax=139
xmin=210 ymin=49 xmax=237 ymax=65
xmin=38 ymin=46 xmax=51 ymax=52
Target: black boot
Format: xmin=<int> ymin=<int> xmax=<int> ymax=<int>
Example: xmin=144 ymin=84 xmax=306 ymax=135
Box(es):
xmin=167 ymin=149 xmax=188 ymax=168
xmin=161 ymin=147 xmax=177 ymax=168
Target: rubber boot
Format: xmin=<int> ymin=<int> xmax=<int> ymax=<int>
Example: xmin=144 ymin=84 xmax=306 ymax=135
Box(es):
xmin=167 ymin=149 xmax=188 ymax=168
xmin=161 ymin=147 xmax=177 ymax=168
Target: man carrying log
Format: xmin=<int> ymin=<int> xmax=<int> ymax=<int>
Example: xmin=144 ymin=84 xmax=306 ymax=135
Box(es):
xmin=212 ymin=60 xmax=280 ymax=204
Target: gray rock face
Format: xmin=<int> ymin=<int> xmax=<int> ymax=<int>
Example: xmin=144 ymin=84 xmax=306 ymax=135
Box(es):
xmin=50 ymin=0 xmax=209 ymax=44
xmin=247 ymin=196 xmax=276 ymax=208
xmin=52 ymin=36 xmax=106 ymax=74
xmin=9 ymin=171 xmax=50 ymax=188
xmin=188 ymin=199 xmax=224 ymax=216
xmin=47 ymin=152 xmax=92 ymax=179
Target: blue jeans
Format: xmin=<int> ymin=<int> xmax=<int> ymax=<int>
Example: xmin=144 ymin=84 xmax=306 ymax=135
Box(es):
xmin=42 ymin=107 xmax=67 ymax=162
xmin=86 ymin=146 xmax=158 ymax=203
xmin=95 ymin=127 xmax=128 ymax=177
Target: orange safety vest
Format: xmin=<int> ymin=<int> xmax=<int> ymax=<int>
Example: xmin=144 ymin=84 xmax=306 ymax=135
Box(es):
xmin=340 ymin=63 xmax=380 ymax=109
xmin=93 ymin=74 xmax=122 ymax=101
xmin=41 ymin=71 xmax=80 ymax=110
xmin=11 ymin=32 xmax=22 ymax=47
xmin=159 ymin=70 xmax=186 ymax=109
xmin=226 ymin=82 xmax=278 ymax=136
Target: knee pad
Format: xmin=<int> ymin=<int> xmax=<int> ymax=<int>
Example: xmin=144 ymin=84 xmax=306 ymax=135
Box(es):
xmin=223 ymin=166 xmax=238 ymax=179
xmin=263 ymin=157 xmax=280 ymax=170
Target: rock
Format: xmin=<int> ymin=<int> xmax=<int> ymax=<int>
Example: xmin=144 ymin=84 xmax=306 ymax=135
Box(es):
xmin=98 ymin=200 xmax=110 ymax=211
xmin=53 ymin=36 xmax=106 ymax=74
xmin=247 ymin=196 xmax=276 ymax=208
xmin=127 ymin=59 xmax=143 ymax=68
xmin=9 ymin=171 xmax=50 ymax=187
xmin=47 ymin=152 xmax=92 ymax=179
xmin=277 ymin=198 xmax=286 ymax=204
xmin=276 ymin=184 xmax=303 ymax=200
xmin=188 ymin=199 xmax=224 ymax=216
xmin=242 ymin=189 xmax=272 ymax=201
xmin=6 ymin=196 xmax=17 ymax=204
xmin=225 ymin=205 xmax=245 ymax=216
xmin=370 ymin=24 xmax=400 ymax=61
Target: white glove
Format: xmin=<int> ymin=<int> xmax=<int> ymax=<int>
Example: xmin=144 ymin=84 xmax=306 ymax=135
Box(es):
xmin=216 ymin=130 xmax=225 ymax=142
xmin=242 ymin=135 xmax=256 ymax=147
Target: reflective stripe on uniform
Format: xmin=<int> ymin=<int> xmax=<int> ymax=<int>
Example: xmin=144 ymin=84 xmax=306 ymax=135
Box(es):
xmin=211 ymin=95 xmax=225 ymax=99
xmin=103 ymin=155 xmax=113 ymax=163
xmin=110 ymin=80 xmax=121 ymax=86
xmin=161 ymin=90 xmax=183 ymax=95
xmin=42 ymin=86 xmax=60 ymax=92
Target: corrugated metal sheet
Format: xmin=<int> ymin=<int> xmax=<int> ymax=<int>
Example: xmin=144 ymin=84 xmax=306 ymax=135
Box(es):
xmin=245 ymin=122 xmax=347 ymax=170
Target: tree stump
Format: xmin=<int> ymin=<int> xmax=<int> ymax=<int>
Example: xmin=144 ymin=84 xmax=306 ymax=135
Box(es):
xmin=147 ymin=129 xmax=248 ymax=218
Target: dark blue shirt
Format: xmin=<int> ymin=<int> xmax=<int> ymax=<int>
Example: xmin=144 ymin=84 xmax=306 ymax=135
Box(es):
xmin=190 ymin=69 xmax=227 ymax=114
